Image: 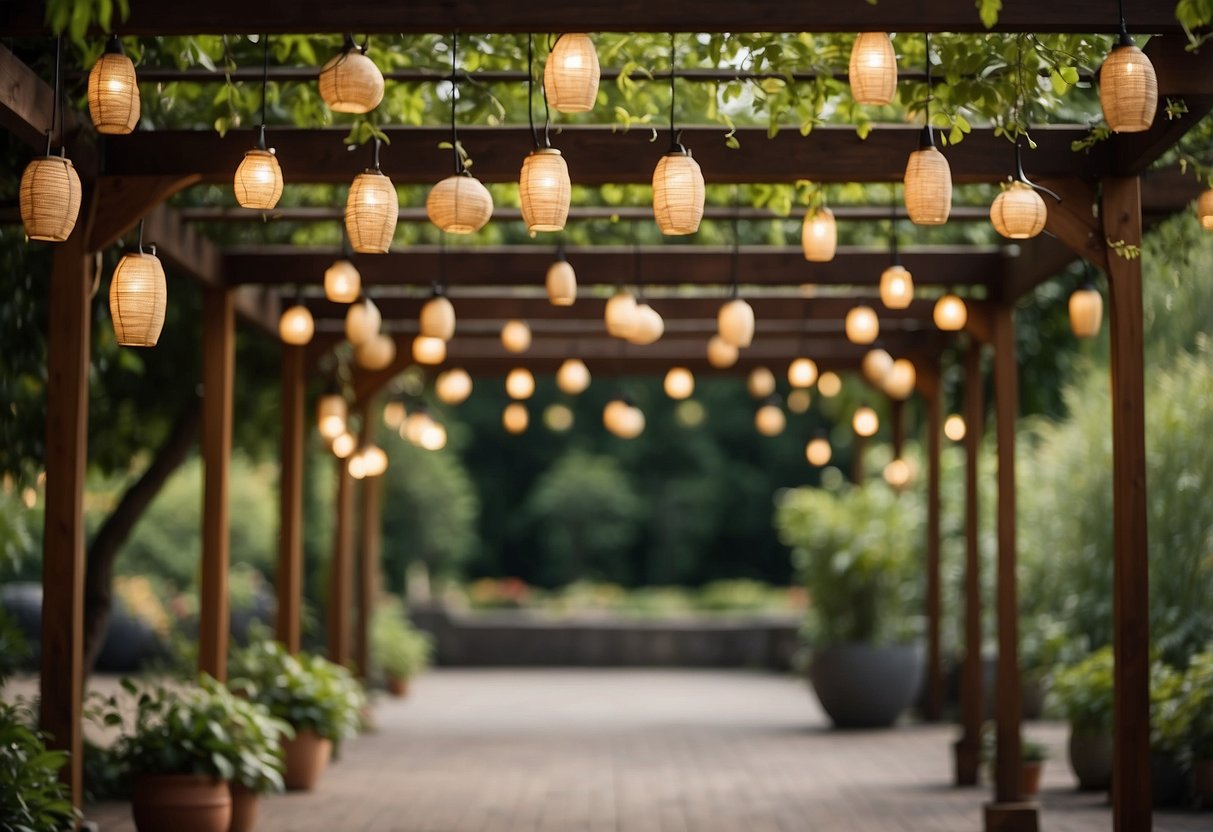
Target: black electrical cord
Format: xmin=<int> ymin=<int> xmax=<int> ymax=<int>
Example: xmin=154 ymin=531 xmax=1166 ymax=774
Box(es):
xmin=449 ymin=33 xmax=463 ymax=175
xmin=256 ymin=34 xmax=269 ymax=150
xmin=46 ymin=34 xmax=62 ymax=155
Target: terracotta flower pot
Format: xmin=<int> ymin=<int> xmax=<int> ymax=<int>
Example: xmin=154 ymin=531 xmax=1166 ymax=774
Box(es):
xmin=228 ymin=783 xmax=259 ymax=832
xmin=1193 ymin=758 xmax=1213 ymax=808
xmin=282 ymin=729 xmax=333 ymax=791
xmin=387 ymin=676 xmax=409 ymax=698
xmin=1020 ymin=761 xmax=1045 ymax=797
xmin=132 ymin=773 xmax=231 ymax=832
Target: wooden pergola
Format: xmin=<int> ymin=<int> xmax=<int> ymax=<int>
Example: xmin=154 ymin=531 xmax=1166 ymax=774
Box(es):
xmin=3 ymin=4 xmax=1211 ymax=831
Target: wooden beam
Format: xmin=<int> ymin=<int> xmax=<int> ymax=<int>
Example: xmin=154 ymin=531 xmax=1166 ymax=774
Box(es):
xmin=354 ymin=474 xmax=383 ymax=681
xmin=1000 ymin=178 xmax=1105 ymax=303
xmin=328 ymin=458 xmax=355 ymax=668
xmin=923 ymin=361 xmax=945 ymax=723
xmin=198 ymin=286 xmax=235 ymax=681
xmin=276 ymin=345 xmax=305 ymax=654
xmin=87 ymin=176 xmax=201 ymax=252
xmin=955 ymin=340 xmax=985 ymax=786
xmin=0 ymin=43 xmax=97 ymax=175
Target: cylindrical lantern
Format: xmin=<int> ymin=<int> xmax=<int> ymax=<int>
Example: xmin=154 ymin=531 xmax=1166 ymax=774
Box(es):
xmin=605 ymin=291 xmax=638 ymax=338
xmin=883 ymin=458 xmax=912 ymax=490
xmin=853 ymin=406 xmax=879 ymax=437
xmin=1069 ymin=283 xmax=1103 ymax=339
xmin=718 ymin=298 xmax=755 ymax=348
xmin=845 ymin=305 xmax=879 ymax=345
xmin=19 ymin=155 xmax=82 ymax=242
xmin=355 ymin=333 xmax=396 ymax=370
xmin=664 ymin=367 xmax=695 ymax=400
xmin=544 ymin=403 xmax=575 ymax=432
xmin=318 ymin=47 xmax=385 ymax=114
xmin=332 ymin=432 xmax=357 ymax=459
xmin=652 ymin=150 xmax=705 ymax=236
xmin=934 ymin=293 xmax=968 ymax=331
xmin=1198 ymin=189 xmax=1213 ymax=231
xmin=426 ymin=174 xmax=494 ymax=234
xmin=234 ymin=147 xmax=283 ymax=211
xmin=1099 ymin=40 xmax=1158 ymax=134
xmin=278 ymin=303 xmax=314 ymax=346
xmin=503 ymin=402 xmax=529 ymax=434
xmin=346 ymin=170 xmax=399 ymax=254
xmin=420 ymin=295 xmax=456 ymax=341
xmin=802 ymin=207 xmax=837 ymax=262
xmin=506 ymin=367 xmax=535 ymax=400
xmin=436 ymin=368 xmax=473 ymax=405
xmin=556 ymin=358 xmax=591 ymax=395
xmin=944 ymin=414 xmax=966 ymax=442
xmin=904 ymin=134 xmax=953 ymax=226
xmin=787 ymin=388 xmax=811 ymax=414
xmin=818 ymin=371 xmax=842 ymax=398
xmin=544 ymin=33 xmax=600 ymax=113
xmin=627 ymin=304 xmax=664 ymax=346
xmin=88 ymin=37 xmax=140 ymax=135
xmin=990 ymin=181 xmax=1047 ymax=239
xmin=707 ymin=335 xmax=739 ymax=368
xmin=383 ymin=400 xmax=406 ymax=429
xmin=413 ymin=335 xmax=446 ymax=365
xmin=788 ymin=357 xmax=818 ymax=388
xmin=747 ymin=367 xmax=776 ymax=399
xmin=849 ymin=32 xmax=897 ymax=106
xmin=755 ymin=403 xmax=786 ymax=437
xmin=879 ymin=265 xmax=914 ymax=310
xmin=546 ymin=258 xmax=577 ymax=306
xmin=519 ymin=148 xmax=571 ymax=233
xmin=862 ymin=349 xmax=894 ymax=385
xmin=420 ymin=421 xmax=448 ymax=451
xmin=324 ymin=260 xmax=361 ymax=303
xmin=883 ymin=358 xmax=917 ymax=400
xmin=345 ymin=297 xmax=381 ymax=346
xmin=806 ymin=436 xmax=832 ymax=467
xmin=110 ymin=251 xmax=167 ymax=347
xmin=501 ymin=320 xmax=532 ymax=354
xmin=361 ymin=444 xmax=389 ymax=478
xmin=318 ymin=394 xmax=347 ymax=440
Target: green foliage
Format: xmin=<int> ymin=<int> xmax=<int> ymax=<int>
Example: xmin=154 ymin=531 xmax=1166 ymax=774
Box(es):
xmin=371 ymin=599 xmax=432 ymax=680
xmin=1152 ymin=659 xmax=1187 ymax=757
xmin=1176 ymin=0 xmax=1213 ymax=47
xmin=1050 ymin=647 xmax=1114 ymax=734
xmin=0 ymin=698 xmax=77 ymax=832
xmin=1172 ymin=651 xmax=1213 ymax=759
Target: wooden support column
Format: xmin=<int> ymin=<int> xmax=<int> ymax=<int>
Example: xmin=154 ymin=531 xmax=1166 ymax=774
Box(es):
xmin=1102 ymin=176 xmax=1152 ymax=831
xmin=198 ymin=287 xmax=235 ymax=681
xmin=328 ymin=457 xmax=355 ymax=667
xmin=276 ymin=345 xmax=305 ymax=653
xmin=852 ymin=434 xmax=866 ymax=485
xmin=354 ymin=473 xmax=383 ymax=679
xmin=923 ymin=373 xmax=944 ymax=723
xmin=955 ymin=342 xmax=985 ymax=786
xmin=890 ymin=398 xmax=905 ymax=460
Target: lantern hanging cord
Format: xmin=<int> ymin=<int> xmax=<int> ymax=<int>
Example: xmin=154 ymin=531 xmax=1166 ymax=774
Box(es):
xmin=1013 ymin=140 xmax=1062 ymax=202
xmin=527 ymin=35 xmax=539 ymax=149
xmin=255 ymin=34 xmax=270 ymax=150
xmin=450 ymin=32 xmax=463 ymax=175
xmin=668 ymin=33 xmax=683 ymax=152
xmin=556 ymin=233 xmax=566 ymax=261
xmin=438 ymin=231 xmax=449 ymax=292
xmin=46 ymin=33 xmax=62 ymax=155
xmin=1117 ymin=0 xmax=1131 ymax=43
xmin=889 ymin=193 xmax=900 ymax=264
xmin=136 ymin=218 xmax=145 ymax=254
xmin=919 ymin=33 xmax=935 ymax=149
xmin=370 ymin=136 xmax=382 ymax=172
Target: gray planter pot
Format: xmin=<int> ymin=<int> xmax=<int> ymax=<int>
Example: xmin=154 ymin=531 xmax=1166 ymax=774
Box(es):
xmin=807 ymin=643 xmax=924 ymax=728
xmin=1067 ymin=727 xmax=1113 ymax=791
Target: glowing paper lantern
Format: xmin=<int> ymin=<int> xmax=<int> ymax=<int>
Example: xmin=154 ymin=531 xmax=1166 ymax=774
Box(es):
xmin=345 ymin=298 xmax=381 ymax=346
xmin=788 ymin=358 xmax=819 ymax=388
xmin=278 ymin=303 xmax=314 ymax=346
xmin=383 ymin=401 xmax=406 ymax=429
xmin=360 ymin=444 xmax=389 ymax=477
xmin=884 ymin=458 xmax=913 ymax=489
xmin=853 ymin=406 xmax=879 ymax=437
xmin=849 ymin=32 xmax=897 ymax=106
xmin=664 ymin=367 xmax=695 ymax=400
xmin=991 ymin=180 xmax=1047 ymax=239
xmin=19 ymin=155 xmax=82 ymax=242
xmin=879 ymin=265 xmax=914 ymax=310
xmin=944 ymin=414 xmax=966 ymax=442
xmin=519 ymin=148 xmax=571 ymax=233
xmin=503 ymin=403 xmax=529 ymax=434
xmin=544 ymin=34 xmax=600 ymax=113
xmin=427 ymin=174 xmax=493 ymax=234
xmin=332 ymin=432 xmax=356 ymax=459
xmin=501 ymin=320 xmax=532 ymax=354
xmin=318 ymin=394 xmax=347 ymax=440
xmin=883 ymin=358 xmax=917 ymax=401
xmin=802 ymin=207 xmax=837 ymax=262
xmin=1069 ymin=284 xmax=1103 ymax=339
xmin=707 ymin=335 xmax=738 ymax=368
xmin=787 ymin=388 xmax=811 ymax=414
xmin=412 ymin=335 xmax=446 ymax=365
xmin=324 ymin=260 xmax=361 ymax=303
xmin=747 ymin=367 xmax=776 ymax=399
xmin=718 ymin=298 xmax=755 ymax=348
xmin=904 ymin=132 xmax=952 ymax=226
xmin=1099 ymin=39 xmax=1158 ymax=133
xmin=109 ymin=251 xmax=167 ymax=347
xmin=845 ymin=305 xmax=880 ymax=345
xmin=505 ymin=367 xmax=535 ymax=400
xmin=652 ymin=151 xmax=705 ymax=236
xmin=319 ymin=44 xmax=385 ymax=114
xmin=87 ymin=37 xmax=140 ymax=134
xmin=862 ymin=349 xmax=894 ymax=385
xmin=817 ymin=372 xmax=842 ymax=398
xmin=628 ymin=304 xmax=664 ymax=346
xmin=755 ymin=403 xmax=786 ymax=437
xmin=806 ymin=436 xmax=832 ymax=466
xmin=436 ymin=368 xmax=473 ymax=405
xmin=605 ymin=291 xmax=638 ymax=338
xmin=234 ymin=147 xmax=283 ymax=211
xmin=934 ymin=294 xmax=968 ymax=331
xmin=420 ymin=295 xmax=456 ymax=341
xmin=546 ymin=259 xmax=577 ymax=306
xmin=556 ymin=358 xmax=591 ymax=395
xmin=345 ymin=169 xmax=399 ymax=253
xmin=355 ymin=333 xmax=396 ymax=371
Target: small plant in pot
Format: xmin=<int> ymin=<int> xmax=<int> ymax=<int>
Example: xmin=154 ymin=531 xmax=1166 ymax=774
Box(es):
xmin=981 ymin=728 xmax=1048 ymax=797
xmin=775 ymin=480 xmax=925 ymax=729
xmin=372 ymin=598 xmax=433 ymax=697
xmin=1050 ymin=647 xmax=1114 ymax=791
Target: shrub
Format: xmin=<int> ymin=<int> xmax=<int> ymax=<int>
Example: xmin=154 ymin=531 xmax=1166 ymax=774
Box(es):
xmin=0 ymin=700 xmax=77 ymax=832
xmin=1050 ymin=647 xmax=1114 ymax=734
xmin=372 ymin=600 xmax=432 ymax=681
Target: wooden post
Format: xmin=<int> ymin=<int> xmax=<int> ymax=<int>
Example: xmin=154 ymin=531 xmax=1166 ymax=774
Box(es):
xmin=198 ymin=287 xmax=235 ymax=681
xmin=1102 ymin=176 xmax=1152 ymax=830
xmin=276 ymin=345 xmax=305 ymax=653
xmin=924 ymin=372 xmax=944 ymax=723
xmin=955 ymin=342 xmax=985 ymax=786
xmin=328 ymin=458 xmax=355 ymax=667
xmin=890 ymin=398 xmax=905 ymax=460
xmin=852 ymin=434 xmax=866 ymax=485
xmin=354 ymin=473 xmax=383 ymax=679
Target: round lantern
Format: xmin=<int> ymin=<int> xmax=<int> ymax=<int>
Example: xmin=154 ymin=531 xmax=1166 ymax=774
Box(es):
xmin=546 ymin=258 xmax=577 ymax=306
xmin=346 ymin=169 xmax=399 ymax=254
xmin=347 ymin=451 xmax=368 ymax=480
xmin=318 ymin=45 xmax=385 ymax=114
xmin=19 ymin=154 xmax=82 ymax=242
xmin=1198 ymin=189 xmax=1213 ymax=231
xmin=604 ymin=399 xmax=645 ymax=439
xmin=944 ymin=414 xmax=967 ymax=442
xmin=332 ymin=432 xmax=357 ymax=459
xmin=405 ymin=410 xmax=434 ymax=445
xmin=110 ymin=250 xmax=167 ymax=347
xmin=879 ymin=265 xmax=914 ymax=310
xmin=817 ymin=371 xmax=842 ymax=398
xmin=934 ymin=293 xmax=968 ymax=331
xmin=234 ymin=146 xmax=283 ymax=211
xmin=718 ymin=298 xmax=755 ymax=348
xmin=317 ymin=393 xmax=347 ymax=440
xmin=845 ymin=305 xmax=880 ymax=345
xmin=436 ymin=368 xmax=473 ymax=405
xmin=883 ymin=359 xmax=917 ymax=400
xmin=519 ymin=148 xmax=571 ymax=233
xmin=707 ymin=335 xmax=739 ymax=368
xmin=755 ymin=403 xmax=786 ymax=437
xmin=605 ymin=291 xmax=638 ymax=338
xmin=360 ymin=445 xmax=389 ymax=478
xmin=652 ymin=150 xmax=705 ymax=236
xmin=1099 ymin=40 xmax=1158 ymax=134
xmin=503 ymin=403 xmax=529 ymax=434
xmin=544 ymin=404 xmax=575 ymax=432
xmin=664 ymin=367 xmax=695 ymax=400
xmin=787 ymin=388 xmax=811 ymax=414
xmin=788 ymin=357 xmax=818 ymax=388
xmin=802 ymin=207 xmax=837 ymax=262
xmin=853 ymin=406 xmax=879 ymax=437
xmin=628 ymin=304 xmax=664 ymax=346
xmin=862 ymin=349 xmax=894 ymax=385
xmin=556 ymin=358 xmax=591 ymax=395
xmin=991 ymin=181 xmax=1047 ymax=239
xmin=324 ymin=260 xmax=361 ymax=303
xmin=747 ymin=367 xmax=776 ymax=399
xmin=806 ymin=436 xmax=832 ymax=467
xmin=88 ymin=37 xmax=140 ymax=134
xmin=345 ymin=298 xmax=381 ymax=346
xmin=506 ymin=367 xmax=535 ymax=400
xmin=501 ymin=320 xmax=532 ymax=354
xmin=383 ymin=400 xmax=406 ymax=429
xmin=904 ymin=133 xmax=953 ymax=226
xmin=412 ymin=335 xmax=446 ymax=365
xmin=420 ymin=421 xmax=448 ymax=451
xmin=427 ymin=174 xmax=493 ymax=234
xmin=884 ymin=458 xmax=913 ymax=490
xmin=1069 ymin=283 xmax=1103 ymax=339
xmin=849 ymin=32 xmax=897 ymax=106
xmin=278 ymin=303 xmax=314 ymax=346
xmin=420 ymin=295 xmax=456 ymax=341
xmin=355 ymin=333 xmax=396 ymax=370
xmin=544 ymin=33 xmax=600 ymax=113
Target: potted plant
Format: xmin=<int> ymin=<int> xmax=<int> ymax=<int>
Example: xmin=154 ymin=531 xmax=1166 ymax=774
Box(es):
xmin=1150 ymin=658 xmax=1189 ymax=807
xmin=225 ymin=691 xmax=293 ymax=832
xmin=372 ymin=599 xmax=433 ymax=697
xmin=1174 ymin=650 xmax=1213 ymax=807
xmin=1020 ymin=741 xmax=1049 ymax=797
xmin=1050 ymin=648 xmax=1114 ymax=791
xmin=230 ymin=640 xmax=365 ymax=792
xmin=0 ymin=699 xmax=79 ymax=832
xmin=775 ymin=481 xmax=924 ymax=728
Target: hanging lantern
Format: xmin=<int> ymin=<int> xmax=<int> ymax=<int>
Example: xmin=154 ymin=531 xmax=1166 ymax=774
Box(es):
xmin=345 ymin=297 xmax=381 ymax=346
xmin=604 ymin=399 xmax=645 ymax=439
xmin=346 ymin=163 xmax=399 ymax=254
xmin=1198 ymin=189 xmax=1213 ymax=231
xmin=348 ymin=452 xmax=368 ymax=480
xmin=278 ymin=303 xmax=314 ymax=346
xmin=234 ymin=144 xmax=283 ymax=211
xmin=747 ymin=367 xmax=776 ymax=399
xmin=503 ymin=402 xmax=529 ymax=434
xmin=755 ymin=403 xmax=786 ymax=437
xmin=318 ymin=39 xmax=385 ymax=114
xmin=882 ymin=359 xmax=917 ymax=401
xmin=603 ymin=399 xmax=630 ymax=432
xmin=436 ymin=368 xmax=473 ymax=405
xmin=934 ymin=293 xmax=968 ymax=331
xmin=355 ymin=333 xmax=396 ymax=371
xmin=806 ymin=436 xmax=832 ymax=467
xmin=944 ymin=414 xmax=967 ymax=442
xmin=1099 ymin=35 xmax=1158 ymax=134
xmin=544 ymin=33 xmax=600 ymax=113
xmin=879 ymin=265 xmax=914 ymax=310
xmin=405 ymin=409 xmax=434 ymax=446
xmin=110 ymin=249 xmax=167 ymax=347
xmin=862 ymin=349 xmax=894 ymax=385
xmin=420 ymin=421 xmax=448 ymax=451
xmin=420 ymin=295 xmax=456 ymax=341
xmin=664 ymin=367 xmax=695 ymax=400
xmin=707 ymin=335 xmax=739 ymax=369
xmin=718 ymin=298 xmax=755 ymax=348
xmin=787 ymin=388 xmax=811 ymax=414
xmin=787 ymin=357 xmax=818 ymax=388
xmin=904 ymin=129 xmax=952 ymax=226
xmin=627 ymin=304 xmax=664 ymax=346
xmin=990 ymin=181 xmax=1047 ymax=240
xmin=324 ymin=260 xmax=361 ymax=303
xmin=19 ymin=154 xmax=82 ymax=242
xmin=845 ymin=305 xmax=880 ymax=345
xmin=852 ymin=406 xmax=879 ymax=437
xmin=317 ymin=393 xmax=347 ymax=440
xmin=501 ymin=320 xmax=532 ymax=354
xmin=332 ymin=432 xmax=357 ymax=459
xmin=849 ymin=32 xmax=897 ymax=106
xmin=356 ymin=445 xmax=386 ymax=478
xmin=605 ymin=291 xmax=638 ymax=338
xmin=383 ymin=400 xmax=406 ymax=429
xmin=883 ymin=458 xmax=913 ymax=490
xmin=412 ymin=335 xmax=446 ymax=365
xmin=544 ymin=403 xmax=575 ymax=432
xmin=802 ymin=207 xmax=837 ymax=262
xmin=652 ymin=150 xmax=705 ymax=236
xmin=519 ymin=149 xmax=571 ymax=233
xmin=818 ymin=371 xmax=842 ymax=398
xmin=546 ymin=258 xmax=577 ymax=306
xmin=506 ymin=367 xmax=535 ymax=400
xmin=1069 ymin=283 xmax=1103 ymax=339
xmin=427 ymin=174 xmax=494 ymax=235
xmin=88 ymin=36 xmax=140 ymax=134
xmin=556 ymin=358 xmax=591 ymax=395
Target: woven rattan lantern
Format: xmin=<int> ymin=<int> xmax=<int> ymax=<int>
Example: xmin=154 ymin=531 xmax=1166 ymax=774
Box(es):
xmin=653 ymin=149 xmax=705 ymax=236
xmin=849 ymin=32 xmax=897 ymax=106
xmin=412 ymin=335 xmax=446 ymax=365
xmin=845 ymin=305 xmax=880 ymax=345
xmin=991 ymin=181 xmax=1047 ymax=239
xmin=818 ymin=372 xmax=842 ymax=398
xmin=345 ymin=297 xmax=381 ymax=346
xmin=604 ymin=399 xmax=644 ymax=439
xmin=788 ymin=357 xmax=819 ymax=388
xmin=360 ymin=444 xmax=389 ymax=478
xmin=883 ymin=359 xmax=917 ymax=401
xmin=436 ymin=368 xmax=473 ymax=405
xmin=503 ymin=403 xmax=529 ymax=434
xmin=755 ymin=403 xmax=786 ymax=437
xmin=420 ymin=294 xmax=456 ymax=341
xmin=934 ymin=293 xmax=968 ymax=331
xmin=317 ymin=391 xmax=347 ymax=440
xmin=420 ymin=421 xmax=448 ymax=451
xmin=404 ymin=409 xmax=434 ymax=445
xmin=884 ymin=458 xmax=913 ymax=490
xmin=506 ymin=367 xmax=535 ymax=400
xmin=628 ymin=304 xmax=664 ymax=346
xmin=427 ymin=174 xmax=494 ymax=234
xmin=355 ymin=333 xmax=396 ymax=371
xmin=346 ymin=142 xmax=399 ymax=253
xmin=110 ymin=248 xmax=167 ymax=347
xmin=853 ymin=406 xmax=879 ymax=438
xmin=1099 ymin=31 xmax=1157 ymax=134
xmin=278 ymin=303 xmax=315 ymax=346
xmin=20 ymin=154 xmax=82 ymax=242
xmin=544 ymin=34 xmax=600 ymax=113
xmin=324 ymin=259 xmax=361 ymax=303
xmin=1069 ymin=283 xmax=1103 ymax=339
xmin=546 ymin=257 xmax=577 ymax=306
xmin=501 ymin=320 xmax=532 ymax=354
xmin=747 ymin=367 xmax=776 ymax=399
xmin=556 ymin=358 xmax=591 ymax=395
xmin=605 ymin=291 xmax=638 ymax=338
xmin=319 ymin=38 xmax=385 ymax=114
xmin=707 ymin=335 xmax=739 ymax=369
xmin=348 ymin=451 xmax=368 ymax=480
xmin=332 ymin=432 xmax=357 ymax=459
xmin=519 ymin=148 xmax=571 ymax=232
xmin=718 ymin=298 xmax=755 ymax=348
xmin=88 ymin=36 xmax=140 ymax=134
xmin=944 ymin=414 xmax=966 ymax=442
xmin=234 ymin=143 xmax=283 ymax=211
xmin=879 ymin=265 xmax=914 ymax=310
xmin=806 ymin=436 xmax=832 ymax=467
xmin=904 ymin=130 xmax=952 ymax=226
xmin=802 ymin=207 xmax=837 ymax=262
xmin=862 ymin=348 xmax=894 ymax=385
xmin=1198 ymin=189 xmax=1213 ymax=231
xmin=664 ymin=367 xmax=694 ymax=400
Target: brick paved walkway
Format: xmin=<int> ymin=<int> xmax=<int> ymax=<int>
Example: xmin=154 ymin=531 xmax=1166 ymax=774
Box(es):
xmin=87 ymin=669 xmax=1210 ymax=831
